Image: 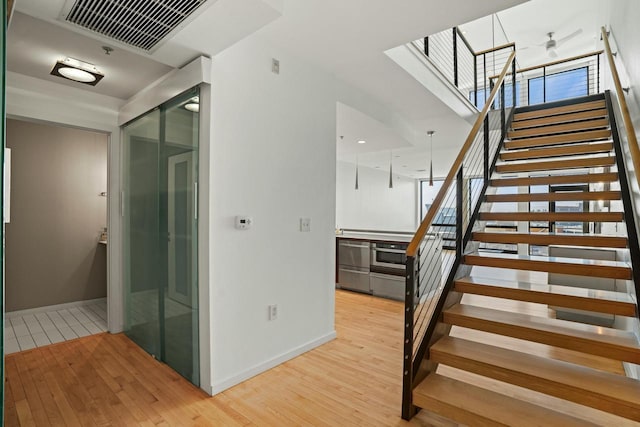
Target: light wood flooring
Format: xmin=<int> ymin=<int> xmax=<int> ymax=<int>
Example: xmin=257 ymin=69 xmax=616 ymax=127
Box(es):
xmin=4 ymin=287 xmax=636 ymax=426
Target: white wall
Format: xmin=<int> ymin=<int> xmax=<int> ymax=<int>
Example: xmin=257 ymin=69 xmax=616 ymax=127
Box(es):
xmin=207 ymin=36 xmax=338 ymax=393
xmin=336 ymin=161 xmax=417 ymax=232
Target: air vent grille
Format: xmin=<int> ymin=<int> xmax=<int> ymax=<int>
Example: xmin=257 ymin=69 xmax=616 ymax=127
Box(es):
xmin=65 ymin=0 xmax=207 ymax=51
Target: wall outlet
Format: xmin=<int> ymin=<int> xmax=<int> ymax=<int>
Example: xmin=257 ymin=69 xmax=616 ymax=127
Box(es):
xmin=300 ymin=217 xmax=311 ymax=232
xmin=268 ymin=304 xmax=278 ymax=321
xmin=271 ymin=58 xmax=280 ymax=74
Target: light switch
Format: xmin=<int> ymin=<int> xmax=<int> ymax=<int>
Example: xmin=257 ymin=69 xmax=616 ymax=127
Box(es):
xmin=300 ymin=217 xmax=311 ymax=232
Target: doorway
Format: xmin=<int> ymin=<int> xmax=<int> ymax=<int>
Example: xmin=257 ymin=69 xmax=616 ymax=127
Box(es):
xmin=122 ymin=88 xmax=200 ymax=385
xmin=4 ymin=119 xmax=109 ymax=352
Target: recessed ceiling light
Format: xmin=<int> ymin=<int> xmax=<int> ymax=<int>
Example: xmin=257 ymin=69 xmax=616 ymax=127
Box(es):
xmin=50 ymin=57 xmax=104 ymax=86
xmin=183 ymin=96 xmax=200 ymax=112
xmin=184 ymin=103 xmax=199 ymax=112
xmin=358 ymin=140 xmax=366 ymax=144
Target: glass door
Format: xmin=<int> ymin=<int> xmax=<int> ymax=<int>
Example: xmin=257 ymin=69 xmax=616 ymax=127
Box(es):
xmin=122 ymin=88 xmax=199 ymax=385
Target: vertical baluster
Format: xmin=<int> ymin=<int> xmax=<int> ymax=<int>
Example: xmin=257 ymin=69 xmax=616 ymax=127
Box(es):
xmin=402 ymin=256 xmax=416 ymax=420
xmin=512 ymin=56 xmax=517 ymax=107
xmin=484 ymin=116 xmax=490 ymax=182
xmin=453 ymin=28 xmax=458 ymax=87
xmin=597 ymin=53 xmax=601 ymax=93
xmin=474 ymin=53 xmax=478 ymax=107
xmin=456 ymin=168 xmax=464 ymax=258
xmin=423 ymin=36 xmax=429 ymax=57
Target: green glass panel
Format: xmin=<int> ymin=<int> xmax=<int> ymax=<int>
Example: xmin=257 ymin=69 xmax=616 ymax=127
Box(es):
xmin=122 ymin=88 xmax=199 ymax=385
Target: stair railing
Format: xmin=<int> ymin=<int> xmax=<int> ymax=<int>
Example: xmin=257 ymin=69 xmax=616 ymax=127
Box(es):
xmin=488 ymin=50 xmax=603 ymax=107
xmin=602 ymin=27 xmax=640 ymax=192
xmin=402 ymin=50 xmax=516 ymax=420
xmin=601 ymin=27 xmax=640 ymax=308
xmin=414 ymin=29 xmax=515 ymax=109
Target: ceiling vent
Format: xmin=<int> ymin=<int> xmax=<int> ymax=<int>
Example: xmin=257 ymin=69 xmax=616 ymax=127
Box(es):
xmin=64 ymin=0 xmax=207 ymax=51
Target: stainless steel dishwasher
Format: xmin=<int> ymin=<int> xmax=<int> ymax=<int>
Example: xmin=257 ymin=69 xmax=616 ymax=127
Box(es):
xmin=337 ymin=239 xmax=371 ymax=293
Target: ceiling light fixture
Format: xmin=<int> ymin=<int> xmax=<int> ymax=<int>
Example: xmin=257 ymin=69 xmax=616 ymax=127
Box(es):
xmin=184 ymin=96 xmax=200 ymax=113
xmin=358 ymin=140 xmax=366 ymax=144
xmin=427 ymin=130 xmax=435 ymax=186
xmin=50 ymin=57 xmax=104 ymax=86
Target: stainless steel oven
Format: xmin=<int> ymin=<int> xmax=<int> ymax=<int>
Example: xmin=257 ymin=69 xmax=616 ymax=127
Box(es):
xmin=371 ymin=242 xmax=407 ymax=273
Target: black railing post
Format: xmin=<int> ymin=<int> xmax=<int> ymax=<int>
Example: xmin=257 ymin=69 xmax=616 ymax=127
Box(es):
xmin=512 ymin=57 xmax=517 ymax=108
xmin=423 ymin=37 xmax=429 ymax=57
xmin=453 ymin=28 xmax=459 ymax=87
xmin=597 ymin=54 xmax=601 ymax=93
xmin=501 ymin=84 xmax=506 ymax=139
xmin=483 ymin=53 xmax=487 ymax=104
xmin=543 ymin=66 xmax=547 ymax=103
xmin=605 ymin=91 xmax=640 ymax=316
xmin=402 ymin=256 xmax=416 ymax=420
xmin=474 ymin=54 xmax=478 ymax=107
xmin=456 ymin=167 xmax=464 ymax=259
xmin=484 ymin=116 xmax=490 ymax=182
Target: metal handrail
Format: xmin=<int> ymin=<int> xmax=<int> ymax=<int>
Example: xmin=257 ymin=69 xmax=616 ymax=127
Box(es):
xmin=407 ymin=51 xmax=516 ymax=257
xmin=487 ymin=50 xmax=604 ymax=80
xmin=601 ymin=26 xmax=640 ymax=191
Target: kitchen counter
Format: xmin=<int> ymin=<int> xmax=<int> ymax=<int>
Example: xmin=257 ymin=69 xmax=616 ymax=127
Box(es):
xmin=336 ymin=230 xmax=413 ymax=243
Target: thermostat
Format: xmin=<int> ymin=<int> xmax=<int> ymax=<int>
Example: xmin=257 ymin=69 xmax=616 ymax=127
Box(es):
xmin=235 ymin=216 xmax=253 ymax=230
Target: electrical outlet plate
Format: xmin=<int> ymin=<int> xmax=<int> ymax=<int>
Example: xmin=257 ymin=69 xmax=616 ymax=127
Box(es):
xmin=300 ymin=217 xmax=311 ymax=232
xmin=271 ymin=58 xmax=280 ymax=74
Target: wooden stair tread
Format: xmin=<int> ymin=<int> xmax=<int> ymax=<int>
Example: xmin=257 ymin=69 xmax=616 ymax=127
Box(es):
xmin=486 ymin=190 xmax=620 ymax=203
xmin=442 ymin=304 xmax=640 ymax=362
xmin=430 ymin=337 xmax=640 ymax=421
xmin=412 ymin=373 xmax=597 ymax=427
xmin=504 ymin=129 xmax=611 ymax=150
xmin=455 ymin=276 xmax=636 ymax=316
xmin=500 ymin=142 xmax=613 ymax=161
xmin=495 ymin=155 xmax=615 ymax=173
xmin=472 ymin=231 xmax=628 ymax=248
xmin=513 ymin=100 xmax=606 ymax=122
xmin=508 ymin=118 xmax=609 ymax=139
xmin=512 ymin=108 xmax=608 ymax=130
xmin=479 ymin=211 xmax=624 ymax=222
xmin=464 ymin=251 xmax=631 ymax=279
xmin=490 ymin=172 xmax=618 ymax=187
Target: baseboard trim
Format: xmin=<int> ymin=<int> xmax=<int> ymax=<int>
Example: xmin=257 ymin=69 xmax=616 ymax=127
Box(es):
xmin=6 ymin=297 xmax=107 ymax=319
xmin=210 ymin=330 xmax=337 ymax=395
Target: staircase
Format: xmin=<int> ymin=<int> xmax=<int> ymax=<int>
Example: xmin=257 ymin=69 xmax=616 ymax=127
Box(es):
xmin=411 ymin=94 xmax=640 ymax=425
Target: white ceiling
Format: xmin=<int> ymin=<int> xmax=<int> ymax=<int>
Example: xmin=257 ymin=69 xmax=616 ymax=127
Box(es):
xmin=8 ymin=0 xmax=527 ymax=177
xmin=6 ymin=12 xmax=173 ymax=99
xmin=459 ymin=0 xmax=608 ymax=69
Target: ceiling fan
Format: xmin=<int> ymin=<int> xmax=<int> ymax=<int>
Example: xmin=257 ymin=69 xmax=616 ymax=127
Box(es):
xmin=520 ymin=29 xmax=583 ymax=58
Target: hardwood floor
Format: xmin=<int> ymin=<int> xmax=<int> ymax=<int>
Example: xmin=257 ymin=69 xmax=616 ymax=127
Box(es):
xmin=4 ymin=289 xmax=634 ymax=426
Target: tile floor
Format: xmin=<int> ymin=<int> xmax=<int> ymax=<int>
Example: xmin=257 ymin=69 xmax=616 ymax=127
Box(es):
xmin=4 ymin=300 xmax=107 ymax=354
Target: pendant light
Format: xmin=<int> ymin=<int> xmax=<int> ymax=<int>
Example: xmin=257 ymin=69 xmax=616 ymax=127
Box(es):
xmin=388 ymin=151 xmax=394 ymax=189
xmin=427 ymin=130 xmax=435 ymax=186
xmin=355 ymin=154 xmax=359 ymax=190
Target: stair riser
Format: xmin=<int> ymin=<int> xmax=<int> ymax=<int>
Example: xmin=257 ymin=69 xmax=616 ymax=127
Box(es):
xmin=513 ymin=100 xmax=607 ymax=121
xmin=485 ymin=191 xmax=621 ymax=203
xmin=507 ymin=118 xmax=609 ymax=139
xmin=430 ymin=349 xmax=640 ymax=421
xmin=500 ymin=142 xmax=613 ymax=161
xmin=442 ymin=311 xmax=640 ymax=363
xmin=479 ymin=212 xmax=624 ymax=222
xmin=491 ymin=173 xmax=618 ymax=187
xmin=512 ymin=109 xmax=608 ymax=130
xmin=504 ymin=130 xmax=611 ymax=150
xmin=453 ymin=282 xmax=636 ymax=316
xmin=496 ymin=156 xmax=615 ymax=173
xmin=412 ymin=394 xmax=507 ymax=427
xmin=471 ymin=232 xmax=628 ymax=248
xmin=464 ymin=255 xmax=631 ymax=280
